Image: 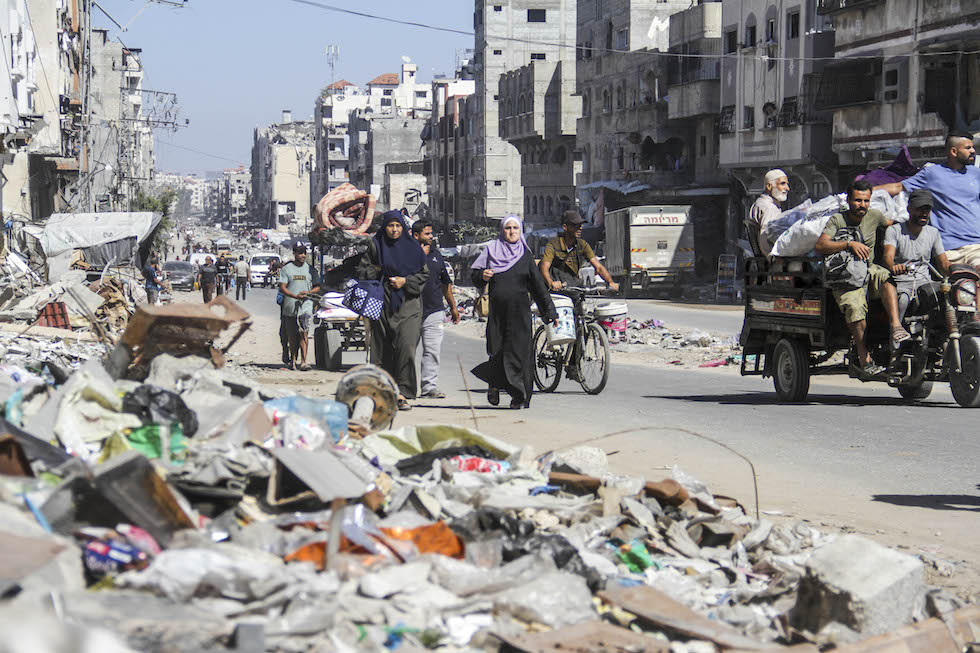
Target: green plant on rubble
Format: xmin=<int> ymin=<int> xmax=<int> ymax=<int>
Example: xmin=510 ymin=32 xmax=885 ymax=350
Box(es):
xmin=134 ymin=188 xmax=178 ymax=252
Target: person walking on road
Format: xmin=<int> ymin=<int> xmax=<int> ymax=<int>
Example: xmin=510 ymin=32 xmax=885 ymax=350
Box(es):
xmin=352 ymin=211 xmax=429 ymax=411
xmin=142 ymin=256 xmax=165 ymax=306
xmin=234 ymin=255 xmax=251 ymax=301
xmin=216 ymin=253 xmax=231 ymax=296
xmin=471 ymin=216 xmax=557 ymax=409
xmin=411 ymin=220 xmax=461 ymax=399
xmin=197 ymin=256 xmax=218 ymax=303
xmin=279 ymin=244 xmax=321 ymax=371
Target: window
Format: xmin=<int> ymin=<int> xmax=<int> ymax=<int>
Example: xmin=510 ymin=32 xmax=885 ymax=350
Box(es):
xmin=699 ymin=136 xmax=707 ymax=156
xmin=787 ymin=11 xmax=800 ymax=39
xmin=744 ymin=23 xmax=756 ymax=47
xmin=724 ymin=29 xmax=738 ymax=54
xmin=778 ymin=97 xmax=800 ymax=127
xmin=531 ymin=53 xmax=546 ymax=61
xmin=383 ymin=89 xmax=393 ymax=96
xmin=493 ymin=49 xmax=502 ymax=55
xmin=493 ymin=5 xmax=502 ymax=10
xmin=615 ymin=28 xmax=628 ymax=50
xmin=381 ymin=98 xmax=392 ymax=107
xmin=743 ymin=105 xmax=755 ymax=129
xmin=527 ymin=9 xmax=546 ymax=22
xmin=882 ymin=60 xmax=908 ymax=103
xmin=602 ymin=89 xmax=611 ymax=113
xmin=763 ymin=102 xmax=778 ymax=129
xmin=494 ymin=180 xmax=502 ymax=186
xmin=766 ymin=18 xmax=776 ymax=42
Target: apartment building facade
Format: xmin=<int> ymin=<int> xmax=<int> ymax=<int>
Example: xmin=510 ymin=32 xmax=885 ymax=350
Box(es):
xmin=472 ymin=0 xmax=576 ymax=221
xmin=250 ymin=112 xmax=316 ymax=231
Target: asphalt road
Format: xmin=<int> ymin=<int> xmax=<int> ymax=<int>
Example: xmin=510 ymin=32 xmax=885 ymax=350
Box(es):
xmin=236 ymin=286 xmax=979 ymax=572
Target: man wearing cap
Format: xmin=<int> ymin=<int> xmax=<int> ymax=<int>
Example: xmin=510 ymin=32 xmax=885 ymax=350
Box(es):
xmin=540 ymin=211 xmax=619 ymax=292
xmin=883 ymin=189 xmax=951 ymax=318
xmin=747 ymin=169 xmax=789 ymax=256
xmin=279 ymin=244 xmax=321 ymax=371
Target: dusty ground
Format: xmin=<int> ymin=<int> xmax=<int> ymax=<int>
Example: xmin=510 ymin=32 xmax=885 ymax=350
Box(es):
xmin=207 ymin=295 xmax=978 ymax=602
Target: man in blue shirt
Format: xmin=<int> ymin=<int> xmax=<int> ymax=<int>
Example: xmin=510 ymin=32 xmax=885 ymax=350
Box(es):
xmin=411 ymin=220 xmax=460 ymax=398
xmin=142 ymin=256 xmax=165 ymax=306
xmin=878 ymin=130 xmax=980 ymax=271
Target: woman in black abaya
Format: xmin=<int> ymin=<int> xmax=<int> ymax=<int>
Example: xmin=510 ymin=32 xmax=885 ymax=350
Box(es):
xmin=471 ymin=216 xmax=557 ymax=409
xmin=355 ymin=211 xmax=429 ymax=410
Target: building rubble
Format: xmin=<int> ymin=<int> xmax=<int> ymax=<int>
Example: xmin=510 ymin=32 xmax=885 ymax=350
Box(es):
xmin=0 ymin=300 xmax=975 ymax=653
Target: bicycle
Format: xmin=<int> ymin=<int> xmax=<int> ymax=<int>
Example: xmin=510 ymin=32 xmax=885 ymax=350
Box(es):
xmin=532 ymin=286 xmax=613 ymax=395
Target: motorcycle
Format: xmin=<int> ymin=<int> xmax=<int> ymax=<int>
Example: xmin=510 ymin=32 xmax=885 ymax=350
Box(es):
xmin=888 ymin=262 xmax=980 ymax=406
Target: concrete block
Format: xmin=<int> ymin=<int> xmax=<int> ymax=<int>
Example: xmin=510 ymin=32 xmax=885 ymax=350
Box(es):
xmin=792 ymin=534 xmax=926 ymax=637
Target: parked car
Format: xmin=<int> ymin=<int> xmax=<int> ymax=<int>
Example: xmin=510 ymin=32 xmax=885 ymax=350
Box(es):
xmin=163 ymin=260 xmax=195 ymax=291
xmin=249 ymin=252 xmax=282 ymax=287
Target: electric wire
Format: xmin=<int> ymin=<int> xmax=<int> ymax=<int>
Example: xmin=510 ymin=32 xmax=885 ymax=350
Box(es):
xmin=286 ymin=0 xmax=980 ymax=63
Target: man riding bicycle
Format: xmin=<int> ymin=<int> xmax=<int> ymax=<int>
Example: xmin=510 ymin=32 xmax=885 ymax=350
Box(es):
xmin=540 ymin=211 xmax=620 ymax=292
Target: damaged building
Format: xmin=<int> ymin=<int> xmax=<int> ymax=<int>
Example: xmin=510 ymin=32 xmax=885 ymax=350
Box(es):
xmin=249 ymin=111 xmax=315 ymax=232
xmin=816 ymin=0 xmax=980 ymax=179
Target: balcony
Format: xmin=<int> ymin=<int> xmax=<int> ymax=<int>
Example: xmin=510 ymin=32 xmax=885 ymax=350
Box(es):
xmin=816 ymin=0 xmax=883 ymax=14
xmin=668 ymin=79 xmax=720 ymax=120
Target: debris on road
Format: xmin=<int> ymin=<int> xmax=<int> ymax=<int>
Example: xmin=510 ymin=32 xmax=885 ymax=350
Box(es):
xmin=0 ymin=313 xmax=973 ymax=652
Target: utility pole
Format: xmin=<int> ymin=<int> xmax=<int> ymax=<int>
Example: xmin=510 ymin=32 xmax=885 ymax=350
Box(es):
xmin=322 ymin=44 xmax=339 ymax=199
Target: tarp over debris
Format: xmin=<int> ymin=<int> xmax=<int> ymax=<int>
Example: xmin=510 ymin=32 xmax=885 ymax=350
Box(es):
xmin=23 ymin=212 xmax=162 ymax=257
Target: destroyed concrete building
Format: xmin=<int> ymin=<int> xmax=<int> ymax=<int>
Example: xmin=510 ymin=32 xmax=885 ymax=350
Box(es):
xmin=220 ymin=166 xmax=250 ymax=228
xmin=423 ymin=70 xmax=476 ymax=227
xmin=471 ymin=0 xmax=577 ymax=220
xmin=348 ymin=111 xmax=429 ymax=213
xmin=816 ymin=0 xmax=980 ymax=181
xmin=249 ymin=111 xmax=316 ymax=232
xmin=499 ymin=56 xmax=581 ymax=230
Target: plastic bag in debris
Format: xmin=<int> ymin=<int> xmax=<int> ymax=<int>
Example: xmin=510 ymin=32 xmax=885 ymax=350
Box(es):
xmin=117 ymin=546 xmax=288 ymax=602
xmin=672 ymin=465 xmax=719 ymax=512
xmin=54 ymin=360 xmax=142 ymax=458
xmin=362 ymin=425 xmax=519 ymax=467
xmin=395 ymin=445 xmax=496 ymax=476
xmin=264 ymin=396 xmax=347 ymax=447
xmin=122 ymin=385 xmax=199 ymax=437
xmin=493 ymin=570 xmax=597 ymax=628
xmin=682 ymin=330 xmax=713 ymax=347
xmin=98 ymin=425 xmax=188 ymax=463
xmin=450 ymin=508 xmax=603 ymax=590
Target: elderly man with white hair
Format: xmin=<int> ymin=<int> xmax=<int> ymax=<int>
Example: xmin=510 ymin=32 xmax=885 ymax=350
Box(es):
xmin=747 ymin=169 xmax=790 ymax=256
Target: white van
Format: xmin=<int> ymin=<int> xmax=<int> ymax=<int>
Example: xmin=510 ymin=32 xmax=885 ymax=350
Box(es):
xmin=249 ymin=252 xmax=282 ymax=287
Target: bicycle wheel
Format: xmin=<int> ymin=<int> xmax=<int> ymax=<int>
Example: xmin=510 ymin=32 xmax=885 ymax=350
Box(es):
xmin=578 ymin=323 xmax=610 ymax=395
xmin=532 ymin=324 xmax=563 ymax=392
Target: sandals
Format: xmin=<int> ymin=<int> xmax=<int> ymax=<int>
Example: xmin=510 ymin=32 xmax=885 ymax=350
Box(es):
xmin=849 ymin=361 xmax=886 ymax=380
xmin=397 ymin=397 xmax=412 ymax=411
xmin=891 ymin=326 xmax=911 ymax=344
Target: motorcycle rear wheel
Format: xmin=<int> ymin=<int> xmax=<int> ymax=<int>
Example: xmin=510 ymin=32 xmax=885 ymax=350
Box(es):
xmin=948 ymin=335 xmax=980 ymax=408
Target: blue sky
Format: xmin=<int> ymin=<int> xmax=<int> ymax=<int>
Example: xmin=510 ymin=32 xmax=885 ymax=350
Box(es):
xmin=94 ymin=0 xmax=473 ymax=174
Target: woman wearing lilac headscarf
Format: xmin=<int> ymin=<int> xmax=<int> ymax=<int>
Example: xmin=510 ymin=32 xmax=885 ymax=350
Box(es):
xmin=470 ymin=216 xmax=557 ymax=409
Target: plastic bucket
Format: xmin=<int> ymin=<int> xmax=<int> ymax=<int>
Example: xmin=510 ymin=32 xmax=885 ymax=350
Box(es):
xmin=546 ymin=295 xmax=576 ymax=347
xmin=595 ymin=301 xmax=628 ymax=335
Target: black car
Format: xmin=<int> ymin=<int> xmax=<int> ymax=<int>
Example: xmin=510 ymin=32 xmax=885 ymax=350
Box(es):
xmin=163 ymin=261 xmax=195 ymax=291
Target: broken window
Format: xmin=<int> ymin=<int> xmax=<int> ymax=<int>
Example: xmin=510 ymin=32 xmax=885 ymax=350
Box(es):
xmin=923 ymin=63 xmax=956 ymax=126
xmin=763 ymin=103 xmax=778 ymax=129
xmin=527 ymin=9 xmax=546 ymax=22
xmin=778 ymin=96 xmax=800 ymax=127
xmin=531 ymin=53 xmax=546 ymax=61
xmin=719 ymin=105 xmax=736 ymax=133
xmin=743 ymin=105 xmax=755 ymax=129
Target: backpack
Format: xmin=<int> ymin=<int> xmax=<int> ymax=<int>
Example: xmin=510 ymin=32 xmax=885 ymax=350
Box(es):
xmin=824 ymin=225 xmax=869 ymax=290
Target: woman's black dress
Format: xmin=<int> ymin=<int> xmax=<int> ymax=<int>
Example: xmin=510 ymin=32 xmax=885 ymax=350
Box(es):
xmin=471 ymin=251 xmax=557 ymax=405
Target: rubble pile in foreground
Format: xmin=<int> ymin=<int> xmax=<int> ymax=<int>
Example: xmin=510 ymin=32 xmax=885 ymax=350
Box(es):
xmin=0 ymin=311 xmax=975 ymax=653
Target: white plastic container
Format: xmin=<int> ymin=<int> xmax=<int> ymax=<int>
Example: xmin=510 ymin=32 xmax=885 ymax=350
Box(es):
xmin=595 ymin=301 xmax=628 ymax=337
xmin=546 ymin=294 xmax=576 ymax=346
